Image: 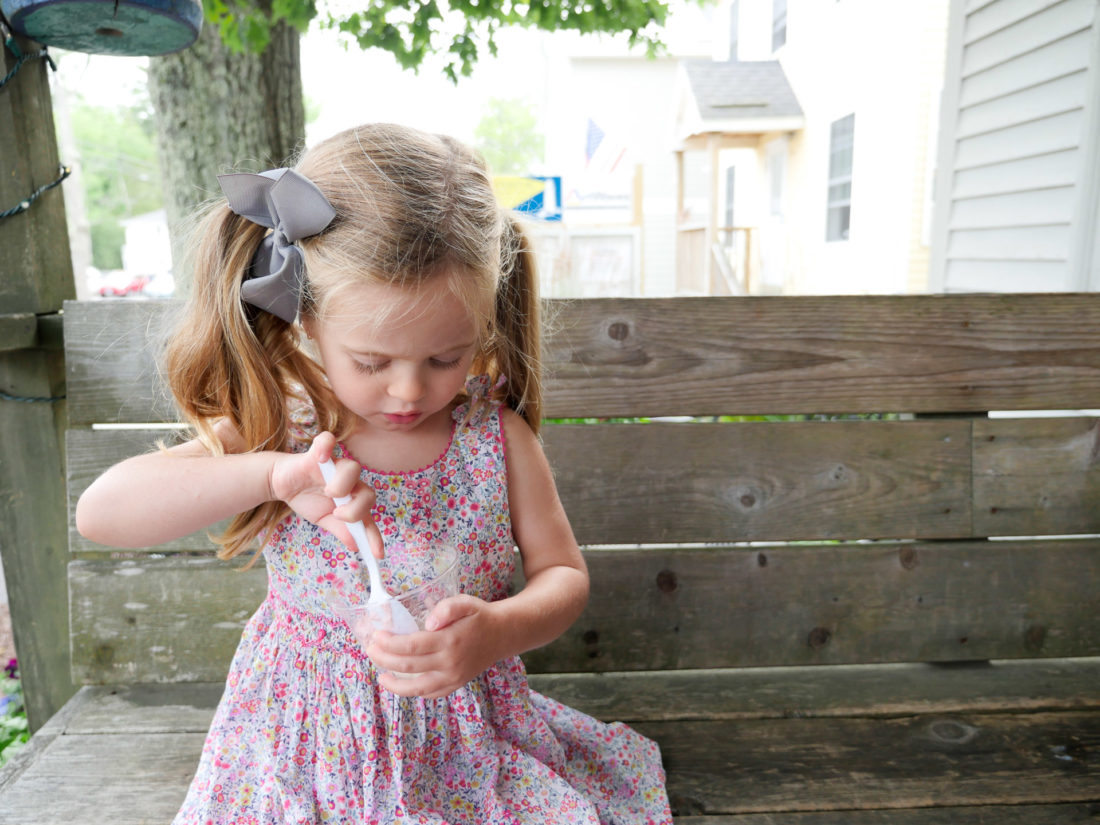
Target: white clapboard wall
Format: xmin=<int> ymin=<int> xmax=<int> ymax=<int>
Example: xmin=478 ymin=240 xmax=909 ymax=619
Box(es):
xmin=929 ymin=0 xmax=1100 ymax=293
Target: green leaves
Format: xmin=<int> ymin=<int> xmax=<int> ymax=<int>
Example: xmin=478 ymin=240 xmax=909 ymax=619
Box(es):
xmin=202 ymin=0 xmax=669 ymax=79
xmin=473 ymin=97 xmax=544 ymax=176
xmin=0 ymin=663 xmax=28 ymax=769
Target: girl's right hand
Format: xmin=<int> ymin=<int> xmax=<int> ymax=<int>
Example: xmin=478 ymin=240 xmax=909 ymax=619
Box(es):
xmin=269 ymin=431 xmax=385 ymax=559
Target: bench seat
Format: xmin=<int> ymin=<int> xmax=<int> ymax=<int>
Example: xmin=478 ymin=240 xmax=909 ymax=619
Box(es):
xmin=4 ymin=295 xmax=1100 ymax=822
xmin=2 ymin=659 xmax=1097 ymax=823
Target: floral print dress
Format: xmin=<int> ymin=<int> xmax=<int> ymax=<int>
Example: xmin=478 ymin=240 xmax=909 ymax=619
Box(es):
xmin=172 ymin=379 xmax=673 ymax=825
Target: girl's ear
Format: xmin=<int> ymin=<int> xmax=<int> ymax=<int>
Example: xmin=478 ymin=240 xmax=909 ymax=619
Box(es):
xmin=301 ymin=315 xmax=318 ymax=342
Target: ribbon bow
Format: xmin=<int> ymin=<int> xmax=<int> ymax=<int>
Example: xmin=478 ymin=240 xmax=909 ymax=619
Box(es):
xmin=217 ymin=168 xmax=336 ymax=323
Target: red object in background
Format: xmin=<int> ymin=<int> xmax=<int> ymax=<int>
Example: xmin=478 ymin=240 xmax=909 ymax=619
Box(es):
xmin=98 ymin=274 xmax=149 ymax=297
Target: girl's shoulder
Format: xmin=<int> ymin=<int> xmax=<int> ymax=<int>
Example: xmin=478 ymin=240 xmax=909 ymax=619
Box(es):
xmin=452 ymin=373 xmax=507 ymax=430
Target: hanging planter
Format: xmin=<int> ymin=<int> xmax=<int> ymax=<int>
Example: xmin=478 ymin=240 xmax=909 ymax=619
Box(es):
xmin=1 ymin=0 xmax=202 ymax=55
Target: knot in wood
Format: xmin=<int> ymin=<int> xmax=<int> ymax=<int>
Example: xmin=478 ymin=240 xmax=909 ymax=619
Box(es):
xmin=898 ymin=546 xmax=919 ymax=570
xmin=807 ymin=626 xmax=832 ymax=649
xmin=1025 ymin=624 xmax=1047 ymax=651
xmin=656 ymin=569 xmax=678 ymax=593
xmin=607 ymin=321 xmax=630 ymax=341
xmin=740 ymin=493 xmax=756 ymax=508
xmin=757 ymin=552 xmax=768 ymax=567
xmin=927 ymin=718 xmax=979 ymax=745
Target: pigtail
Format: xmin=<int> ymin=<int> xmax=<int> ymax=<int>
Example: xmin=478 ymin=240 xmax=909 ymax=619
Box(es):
xmin=162 ymin=203 xmax=350 ymax=562
xmin=491 ymin=212 xmax=544 ymax=434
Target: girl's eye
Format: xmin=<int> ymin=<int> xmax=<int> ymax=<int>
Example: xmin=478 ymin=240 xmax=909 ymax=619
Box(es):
xmin=353 ymin=360 xmax=387 ymax=374
xmin=430 ymin=357 xmax=463 ymax=370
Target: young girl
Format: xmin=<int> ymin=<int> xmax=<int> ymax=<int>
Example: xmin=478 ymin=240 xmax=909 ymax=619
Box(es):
xmin=76 ymin=123 xmax=672 ymax=824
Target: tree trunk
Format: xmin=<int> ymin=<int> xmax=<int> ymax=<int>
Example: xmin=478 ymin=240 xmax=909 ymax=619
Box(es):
xmin=147 ymin=20 xmax=305 ymax=290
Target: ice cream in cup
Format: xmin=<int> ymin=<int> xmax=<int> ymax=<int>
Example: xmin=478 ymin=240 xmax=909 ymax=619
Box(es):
xmin=330 ymin=541 xmax=459 ymax=678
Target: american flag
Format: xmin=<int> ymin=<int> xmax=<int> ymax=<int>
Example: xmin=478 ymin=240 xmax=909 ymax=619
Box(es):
xmin=585 ymin=118 xmax=606 ymax=167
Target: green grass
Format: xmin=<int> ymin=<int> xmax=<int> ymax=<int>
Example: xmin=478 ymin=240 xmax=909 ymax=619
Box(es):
xmin=0 ymin=659 xmax=28 ymax=768
xmin=545 ymin=413 xmax=902 ymax=425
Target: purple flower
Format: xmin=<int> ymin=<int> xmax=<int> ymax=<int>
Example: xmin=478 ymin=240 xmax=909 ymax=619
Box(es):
xmin=3 ymin=659 xmax=16 ymax=680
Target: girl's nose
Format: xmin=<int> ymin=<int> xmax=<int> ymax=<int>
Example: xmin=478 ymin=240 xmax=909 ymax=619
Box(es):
xmin=389 ymin=367 xmax=425 ymax=403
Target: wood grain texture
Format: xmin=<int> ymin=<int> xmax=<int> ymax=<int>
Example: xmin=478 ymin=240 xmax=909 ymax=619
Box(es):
xmin=64 ymin=294 xmax=1100 ymax=424
xmin=672 ymin=803 xmax=1100 ymax=824
xmin=1 ymin=708 xmax=1095 ymax=823
xmin=974 ymin=417 xmax=1100 ymax=536
xmin=69 ymin=542 xmax=1100 ymax=683
xmin=645 ymin=711 xmax=1100 ymax=815
xmin=63 ymin=300 xmax=180 ymax=426
xmin=66 ymin=427 xmax=217 ymax=555
xmin=57 ymin=657 xmax=1100 ymax=735
xmin=544 ymin=420 xmax=971 ymax=543
xmin=0 ymin=731 xmax=204 ymax=824
xmin=0 ymin=348 xmax=77 ymax=728
xmin=528 ymin=540 xmax=1100 ymax=671
xmin=68 ymin=419 xmax=972 ymax=554
xmin=0 ymin=313 xmax=36 ymax=353
xmin=69 ymin=557 xmax=266 ymax=684
xmin=528 ymin=658 xmax=1100 ymax=722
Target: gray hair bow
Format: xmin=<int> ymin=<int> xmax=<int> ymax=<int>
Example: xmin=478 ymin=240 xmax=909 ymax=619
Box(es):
xmin=217 ymin=168 xmax=336 ymax=323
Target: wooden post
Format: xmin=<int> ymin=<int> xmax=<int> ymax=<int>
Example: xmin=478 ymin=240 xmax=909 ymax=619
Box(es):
xmin=705 ymin=133 xmax=720 ymax=295
xmin=0 ymin=30 xmax=77 ymax=730
xmin=674 ymin=148 xmax=684 ymax=293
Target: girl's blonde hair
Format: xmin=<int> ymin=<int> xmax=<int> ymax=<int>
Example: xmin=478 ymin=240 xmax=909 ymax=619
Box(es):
xmin=163 ymin=123 xmax=542 ymax=562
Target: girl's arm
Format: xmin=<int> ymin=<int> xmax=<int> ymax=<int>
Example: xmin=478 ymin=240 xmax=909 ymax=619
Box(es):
xmin=76 ymin=425 xmax=378 ymax=553
xmin=367 ymin=408 xmax=589 ymax=696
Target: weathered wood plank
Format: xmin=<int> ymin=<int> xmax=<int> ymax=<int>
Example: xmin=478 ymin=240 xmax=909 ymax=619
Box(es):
xmin=0 ymin=35 xmax=73 ymax=313
xmin=69 ymin=557 xmax=265 ymax=684
xmin=0 ymin=731 xmax=205 ymax=824
xmin=63 ymin=300 xmax=180 ymax=426
xmin=529 ymin=658 xmax=1100 ymax=722
xmin=68 ymin=419 xmax=972 ymax=554
xmin=644 ymin=711 xmax=1100 ymax=815
xmin=0 ymin=684 xmax=95 ymax=796
xmin=1 ymin=711 xmax=1095 ymax=823
xmin=673 ymin=804 xmax=1100 ymax=824
xmin=0 ymin=31 xmax=77 ymax=732
xmin=974 ymin=416 xmax=1100 ymax=536
xmin=0 ymin=313 xmax=37 ymax=352
xmin=0 ymin=348 xmax=75 ymax=729
xmin=58 ymin=659 xmax=1100 ymax=736
xmin=66 ymin=427 xmax=218 ymax=555
xmin=529 ymin=541 xmax=1100 ymax=672
xmin=545 ymin=420 xmax=971 ymax=543
xmin=64 ymin=294 xmax=1100 ymax=425
xmin=70 ymin=542 xmax=1100 ymax=683
xmin=63 ymin=684 xmax=226 ymax=734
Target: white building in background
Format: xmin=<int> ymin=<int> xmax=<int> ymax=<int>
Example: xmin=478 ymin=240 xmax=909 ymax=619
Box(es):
xmin=672 ymin=0 xmax=952 ymax=295
xmin=929 ymin=0 xmax=1100 ymax=293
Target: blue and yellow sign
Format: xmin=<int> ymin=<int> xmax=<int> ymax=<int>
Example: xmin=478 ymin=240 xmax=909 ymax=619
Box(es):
xmin=493 ymin=176 xmax=562 ymax=222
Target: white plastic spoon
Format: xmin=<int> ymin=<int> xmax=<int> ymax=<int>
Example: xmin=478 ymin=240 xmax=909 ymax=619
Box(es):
xmin=318 ymin=459 xmax=420 ymax=636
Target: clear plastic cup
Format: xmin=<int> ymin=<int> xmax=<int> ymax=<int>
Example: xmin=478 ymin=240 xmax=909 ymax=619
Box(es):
xmin=329 ymin=542 xmax=459 ymax=677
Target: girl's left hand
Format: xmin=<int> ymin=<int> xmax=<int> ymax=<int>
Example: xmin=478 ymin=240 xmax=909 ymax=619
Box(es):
xmin=366 ymin=595 xmax=504 ymax=698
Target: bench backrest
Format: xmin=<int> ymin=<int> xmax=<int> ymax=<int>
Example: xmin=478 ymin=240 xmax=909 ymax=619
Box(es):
xmin=64 ymin=295 xmax=1100 ymax=684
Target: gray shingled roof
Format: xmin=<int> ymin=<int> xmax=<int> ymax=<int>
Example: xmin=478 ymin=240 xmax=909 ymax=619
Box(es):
xmin=683 ymin=59 xmax=803 ymax=121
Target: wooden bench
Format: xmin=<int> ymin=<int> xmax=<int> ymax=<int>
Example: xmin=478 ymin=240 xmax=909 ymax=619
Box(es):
xmin=1 ymin=293 xmax=1098 ymax=823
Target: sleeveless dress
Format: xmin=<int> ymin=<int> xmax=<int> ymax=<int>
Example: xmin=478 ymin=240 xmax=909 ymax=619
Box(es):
xmin=172 ymin=379 xmax=673 ymax=825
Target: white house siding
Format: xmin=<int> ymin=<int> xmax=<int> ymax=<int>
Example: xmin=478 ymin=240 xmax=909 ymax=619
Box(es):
xmin=766 ymin=0 xmax=950 ymax=295
xmin=930 ymin=0 xmax=1100 ymax=292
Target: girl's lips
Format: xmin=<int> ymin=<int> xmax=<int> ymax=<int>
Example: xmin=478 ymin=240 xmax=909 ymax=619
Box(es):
xmin=384 ymin=411 xmax=421 ymax=424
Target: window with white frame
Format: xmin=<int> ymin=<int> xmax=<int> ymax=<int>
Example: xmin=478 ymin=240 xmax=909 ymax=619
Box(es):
xmin=826 ymin=113 xmax=854 ymax=242
xmin=772 ymin=0 xmax=786 ymax=52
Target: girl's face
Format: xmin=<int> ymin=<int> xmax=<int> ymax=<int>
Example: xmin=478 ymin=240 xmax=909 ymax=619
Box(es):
xmin=305 ymin=273 xmax=479 ymax=432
